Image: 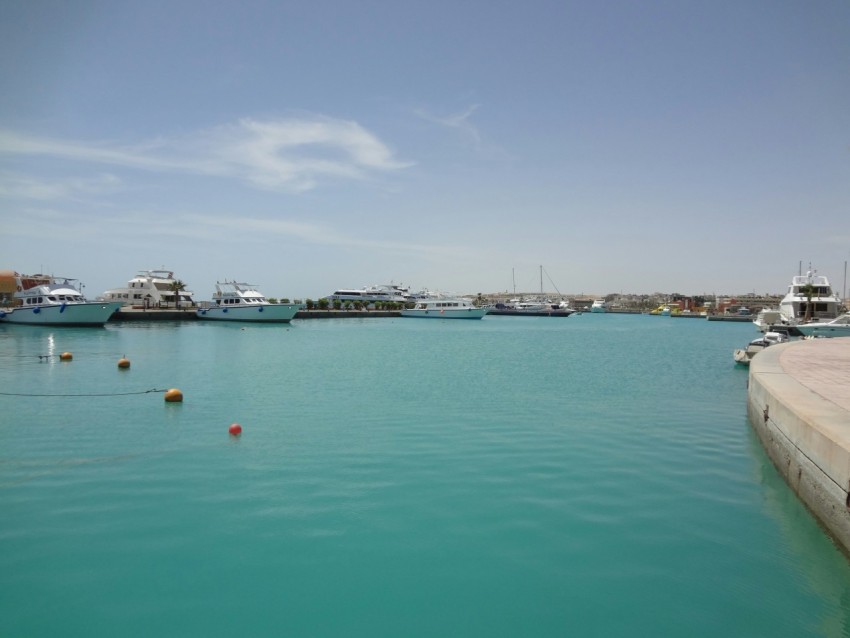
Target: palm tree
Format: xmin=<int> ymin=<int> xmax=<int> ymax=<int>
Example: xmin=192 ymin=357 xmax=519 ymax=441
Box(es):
xmin=802 ymin=283 xmax=815 ymax=322
xmin=169 ymin=280 xmax=186 ymax=310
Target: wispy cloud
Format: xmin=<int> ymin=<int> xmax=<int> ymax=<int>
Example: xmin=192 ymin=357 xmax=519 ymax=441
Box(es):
xmin=0 ymin=205 xmax=461 ymax=260
xmin=0 ymin=171 xmax=122 ymax=201
xmin=415 ymin=105 xmax=482 ymax=146
xmin=0 ymin=116 xmax=412 ymax=193
xmin=414 ymin=104 xmax=511 ymax=160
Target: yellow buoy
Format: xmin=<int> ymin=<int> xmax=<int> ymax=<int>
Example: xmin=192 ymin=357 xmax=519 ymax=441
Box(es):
xmin=59 ymin=352 xmax=73 ymax=361
xmin=164 ymin=388 xmax=183 ymax=403
xmin=118 ymin=357 xmax=131 ymax=369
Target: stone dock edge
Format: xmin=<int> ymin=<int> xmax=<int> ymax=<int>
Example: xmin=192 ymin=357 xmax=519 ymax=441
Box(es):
xmin=747 ymin=338 xmax=850 ymax=552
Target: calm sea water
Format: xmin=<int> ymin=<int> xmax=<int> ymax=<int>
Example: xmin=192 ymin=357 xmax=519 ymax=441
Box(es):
xmin=2 ymin=314 xmax=849 ymax=637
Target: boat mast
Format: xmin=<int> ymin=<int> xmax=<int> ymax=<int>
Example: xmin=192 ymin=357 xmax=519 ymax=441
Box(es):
xmin=540 ymin=265 xmax=543 ymax=295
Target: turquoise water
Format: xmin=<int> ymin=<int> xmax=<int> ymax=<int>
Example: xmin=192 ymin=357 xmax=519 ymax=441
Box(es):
xmin=2 ymin=314 xmax=849 ymax=637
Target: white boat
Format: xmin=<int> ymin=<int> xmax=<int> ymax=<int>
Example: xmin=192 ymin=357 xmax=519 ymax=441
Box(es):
xmin=513 ymin=299 xmax=555 ymax=312
xmin=323 ymin=284 xmax=408 ymax=305
xmin=794 ymin=313 xmax=850 ymax=338
xmin=400 ymin=298 xmax=488 ymax=319
xmin=733 ymin=331 xmax=789 ymax=365
xmin=196 ymin=281 xmax=302 ymax=323
xmin=590 ymin=299 xmax=609 ymax=313
xmin=753 ymin=308 xmax=783 ymax=332
xmin=0 ymin=273 xmax=122 ymax=326
xmin=779 ymin=269 xmax=842 ymax=324
xmin=102 ymin=269 xmax=196 ymax=309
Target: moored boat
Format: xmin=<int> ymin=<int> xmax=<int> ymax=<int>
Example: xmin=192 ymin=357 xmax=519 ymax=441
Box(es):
xmin=0 ymin=273 xmax=122 ymax=326
xmin=753 ymin=308 xmax=782 ymax=332
xmin=323 ymin=284 xmax=408 ymax=306
xmin=794 ymin=313 xmax=850 ymax=338
xmin=733 ymin=331 xmax=789 ymax=366
xmin=590 ymin=299 xmax=609 ymax=313
xmin=196 ymin=281 xmax=302 ymax=323
xmin=779 ymin=269 xmax=842 ymax=324
xmin=400 ymin=298 xmax=488 ymax=319
xmin=102 ymin=269 xmax=196 ymax=309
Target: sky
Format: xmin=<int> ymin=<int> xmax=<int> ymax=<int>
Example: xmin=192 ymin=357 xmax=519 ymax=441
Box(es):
xmin=1 ymin=0 xmax=849 ymax=301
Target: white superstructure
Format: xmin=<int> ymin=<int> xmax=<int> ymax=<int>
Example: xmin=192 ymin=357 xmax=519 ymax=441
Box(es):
xmin=102 ymin=270 xmax=196 ymax=309
xmin=197 ymin=281 xmax=302 ymax=323
xmin=323 ymin=284 xmax=408 ymax=305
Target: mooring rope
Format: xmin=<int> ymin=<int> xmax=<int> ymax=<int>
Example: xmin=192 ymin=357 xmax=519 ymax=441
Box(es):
xmin=0 ymin=388 xmax=168 ymax=397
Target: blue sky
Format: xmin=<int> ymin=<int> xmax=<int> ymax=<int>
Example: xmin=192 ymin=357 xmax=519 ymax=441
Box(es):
xmin=1 ymin=0 xmax=849 ymax=301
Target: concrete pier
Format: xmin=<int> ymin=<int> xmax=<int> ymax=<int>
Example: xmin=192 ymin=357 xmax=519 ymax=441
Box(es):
xmin=747 ymin=338 xmax=850 ymax=551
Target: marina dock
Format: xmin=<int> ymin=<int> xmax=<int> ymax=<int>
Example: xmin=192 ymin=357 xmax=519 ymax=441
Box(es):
xmin=747 ymin=338 xmax=850 ymax=552
xmin=108 ymin=308 xmax=403 ymax=321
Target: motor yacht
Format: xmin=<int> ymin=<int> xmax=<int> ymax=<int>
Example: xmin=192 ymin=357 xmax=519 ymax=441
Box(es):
xmin=102 ymin=269 xmax=196 ymax=309
xmin=197 ymin=281 xmax=302 ymax=323
xmin=778 ymin=269 xmax=842 ymax=324
xmin=323 ymin=284 xmax=408 ymax=306
xmin=0 ymin=273 xmax=122 ymax=326
xmin=400 ymin=298 xmax=488 ymax=319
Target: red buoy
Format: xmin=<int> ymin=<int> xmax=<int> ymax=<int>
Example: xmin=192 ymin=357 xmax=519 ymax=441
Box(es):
xmin=229 ymin=423 xmax=242 ymax=436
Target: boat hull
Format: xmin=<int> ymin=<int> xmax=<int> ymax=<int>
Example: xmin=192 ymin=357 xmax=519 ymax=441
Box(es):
xmin=400 ymin=308 xmax=487 ymax=319
xmin=795 ymin=326 xmax=850 ymax=338
xmin=0 ymin=302 xmax=122 ymax=326
xmin=196 ymin=304 xmax=302 ymax=323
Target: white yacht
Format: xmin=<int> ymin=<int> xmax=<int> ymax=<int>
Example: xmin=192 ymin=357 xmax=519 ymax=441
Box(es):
xmin=102 ymin=270 xmax=196 ymax=309
xmin=590 ymin=299 xmax=609 ymax=313
xmin=401 ymin=298 xmax=488 ymax=319
xmin=778 ymin=269 xmax=842 ymax=324
xmin=323 ymin=284 xmax=408 ymax=306
xmin=795 ymin=313 xmax=850 ymax=338
xmin=0 ymin=273 xmax=122 ymax=326
xmin=197 ymin=281 xmax=302 ymax=323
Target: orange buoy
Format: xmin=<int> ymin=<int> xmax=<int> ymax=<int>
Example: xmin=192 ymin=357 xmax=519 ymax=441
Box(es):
xmin=118 ymin=357 xmax=131 ymax=369
xmin=229 ymin=423 xmax=242 ymax=436
xmin=59 ymin=352 xmax=73 ymax=361
xmin=164 ymin=388 xmax=183 ymax=403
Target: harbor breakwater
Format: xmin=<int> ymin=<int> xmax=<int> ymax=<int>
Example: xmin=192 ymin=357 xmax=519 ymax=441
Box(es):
xmin=747 ymin=338 xmax=850 ymax=553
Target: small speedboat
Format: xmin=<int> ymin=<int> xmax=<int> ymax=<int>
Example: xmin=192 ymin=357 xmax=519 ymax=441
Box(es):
xmin=795 ymin=313 xmax=850 ymax=338
xmin=733 ymin=331 xmax=789 ymax=366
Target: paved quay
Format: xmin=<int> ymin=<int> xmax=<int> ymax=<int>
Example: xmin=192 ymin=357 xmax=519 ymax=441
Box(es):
xmin=747 ymin=337 xmax=850 ymax=552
